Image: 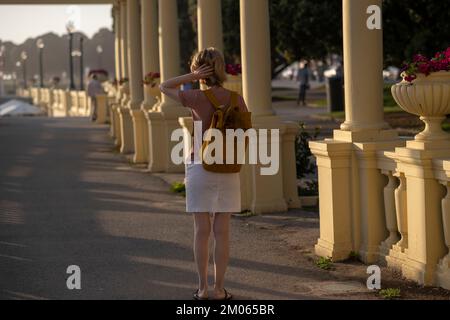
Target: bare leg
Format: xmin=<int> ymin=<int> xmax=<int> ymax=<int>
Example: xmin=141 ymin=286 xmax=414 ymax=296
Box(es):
xmin=193 ymin=213 xmax=211 ymax=298
xmin=212 ymin=213 xmax=231 ymax=299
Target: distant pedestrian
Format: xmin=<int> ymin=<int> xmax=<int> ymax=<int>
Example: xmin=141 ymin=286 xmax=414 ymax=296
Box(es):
xmin=87 ymin=74 xmax=104 ymax=121
xmin=297 ymin=62 xmax=310 ymax=106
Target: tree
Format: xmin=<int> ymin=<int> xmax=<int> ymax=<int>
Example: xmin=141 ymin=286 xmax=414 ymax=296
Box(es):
xmin=178 ymin=0 xmax=197 ymax=73
xmin=383 ymin=0 xmax=450 ymax=67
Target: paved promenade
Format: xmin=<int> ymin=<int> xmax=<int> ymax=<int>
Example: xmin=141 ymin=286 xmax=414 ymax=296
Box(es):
xmin=1 ymin=117 xmax=447 ymax=300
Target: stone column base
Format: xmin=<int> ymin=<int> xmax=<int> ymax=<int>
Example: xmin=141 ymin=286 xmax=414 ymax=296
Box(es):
xmin=315 ymin=238 xmax=353 ymax=261
xmin=436 ymin=255 xmax=450 ymax=290
xmin=385 ymin=244 xmax=407 ymax=271
xmin=131 ymin=109 xmax=149 ymax=164
xmin=378 ymin=234 xmax=400 ymax=265
xmin=109 ymin=104 xmax=118 ymax=138
xmin=118 ymin=107 xmax=134 ymax=154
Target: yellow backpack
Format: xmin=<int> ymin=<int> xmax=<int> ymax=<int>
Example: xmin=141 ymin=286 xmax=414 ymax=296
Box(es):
xmin=202 ymin=89 xmax=252 ymax=173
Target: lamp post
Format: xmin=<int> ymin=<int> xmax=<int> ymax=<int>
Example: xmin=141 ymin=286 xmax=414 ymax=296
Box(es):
xmin=20 ymin=51 xmax=28 ymax=89
xmin=71 ymin=49 xmax=82 ymax=90
xmin=66 ymin=21 xmax=76 ymax=90
xmin=79 ymin=37 xmax=84 ymax=90
xmin=0 ymin=45 xmax=5 ymax=96
xmin=36 ymin=38 xmax=45 ymax=88
xmin=96 ymin=45 xmax=103 ymax=68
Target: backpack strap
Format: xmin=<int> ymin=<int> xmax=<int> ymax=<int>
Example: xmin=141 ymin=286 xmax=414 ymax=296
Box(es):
xmin=204 ymin=89 xmax=238 ymax=110
xmin=230 ymin=91 xmax=238 ymax=109
xmin=203 ymin=89 xmax=222 ymax=110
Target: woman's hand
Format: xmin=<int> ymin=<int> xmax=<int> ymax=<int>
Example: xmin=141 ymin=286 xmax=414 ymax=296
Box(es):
xmin=191 ymin=65 xmax=214 ymax=81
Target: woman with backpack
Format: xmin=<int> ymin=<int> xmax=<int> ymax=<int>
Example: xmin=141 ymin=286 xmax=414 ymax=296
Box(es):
xmin=159 ymin=47 xmax=250 ymax=300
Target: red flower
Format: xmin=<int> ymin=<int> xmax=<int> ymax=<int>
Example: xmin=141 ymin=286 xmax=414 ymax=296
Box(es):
xmin=226 ymin=63 xmax=242 ymax=76
xmin=402 ymin=47 xmax=449 ymax=82
xmin=413 ymin=54 xmax=428 ymax=63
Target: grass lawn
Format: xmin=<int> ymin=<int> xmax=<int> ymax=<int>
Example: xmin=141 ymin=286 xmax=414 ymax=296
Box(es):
xmin=327 ymin=85 xmax=402 ymax=119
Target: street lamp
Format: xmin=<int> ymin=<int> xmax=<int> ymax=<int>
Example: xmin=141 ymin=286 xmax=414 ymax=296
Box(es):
xmin=0 ymin=45 xmax=5 ymax=71
xmin=71 ymin=48 xmax=83 ymax=90
xmin=66 ymin=21 xmax=76 ymax=90
xmin=0 ymin=46 xmax=5 ymax=96
xmin=80 ymin=37 xmax=84 ymax=90
xmin=96 ymin=45 xmax=103 ymax=68
xmin=20 ymin=51 xmax=28 ymax=89
xmin=36 ymin=38 xmax=45 ymax=88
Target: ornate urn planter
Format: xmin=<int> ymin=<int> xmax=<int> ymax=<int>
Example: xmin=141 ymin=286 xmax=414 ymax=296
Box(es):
xmin=391 ymin=71 xmax=450 ymax=141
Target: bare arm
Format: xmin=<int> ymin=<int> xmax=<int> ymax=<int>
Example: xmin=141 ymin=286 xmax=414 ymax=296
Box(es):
xmin=159 ymin=65 xmax=214 ymax=102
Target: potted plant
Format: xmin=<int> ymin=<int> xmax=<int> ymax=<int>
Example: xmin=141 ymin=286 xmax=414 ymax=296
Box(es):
xmin=391 ymin=47 xmax=450 ymax=142
xmin=223 ymin=63 xmax=243 ymax=95
xmin=118 ymin=77 xmax=130 ymax=95
xmin=143 ymin=71 xmax=161 ymax=98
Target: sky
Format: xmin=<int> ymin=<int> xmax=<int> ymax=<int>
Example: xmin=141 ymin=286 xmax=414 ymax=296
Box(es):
xmin=0 ymin=5 xmax=112 ymax=44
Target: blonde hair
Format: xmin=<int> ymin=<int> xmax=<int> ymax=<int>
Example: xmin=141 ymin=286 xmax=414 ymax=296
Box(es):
xmin=190 ymin=47 xmax=227 ymax=87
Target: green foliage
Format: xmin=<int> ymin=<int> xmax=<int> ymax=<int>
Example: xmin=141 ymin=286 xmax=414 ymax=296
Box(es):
xmin=348 ymin=251 xmax=361 ymax=261
xmin=222 ymin=0 xmax=241 ymax=63
xmin=269 ymin=0 xmax=343 ymax=76
xmin=379 ymin=288 xmax=401 ymax=300
xmin=383 ymin=0 xmax=450 ymax=67
xmin=182 ymin=1 xmax=450 ymax=79
xmin=178 ymin=0 xmax=197 ymax=73
xmin=298 ymin=180 xmax=318 ymax=197
xmin=171 ymin=182 xmax=186 ymax=197
xmin=316 ymin=257 xmax=333 ymax=270
xmin=235 ymin=210 xmax=258 ymax=218
xmin=295 ymin=122 xmax=320 ymax=180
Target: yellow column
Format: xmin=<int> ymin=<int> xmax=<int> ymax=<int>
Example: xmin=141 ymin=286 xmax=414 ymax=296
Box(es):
xmin=137 ymin=0 xmax=160 ymax=164
xmin=197 ymin=0 xmax=224 ymax=53
xmin=127 ymin=0 xmax=146 ymax=162
xmin=127 ymin=0 xmax=143 ymax=110
xmin=114 ymin=2 xmax=122 ymax=84
xmin=340 ymin=0 xmax=387 ymax=133
xmin=239 ymin=0 xmax=289 ymax=213
xmin=240 ymin=0 xmax=273 ymax=118
xmin=310 ymin=0 xmax=403 ymax=263
xmin=146 ymin=0 xmax=190 ymax=173
xmin=110 ymin=2 xmax=121 ymax=139
xmin=118 ymin=0 xmax=133 ymax=153
xmin=141 ymin=0 xmax=160 ymax=110
xmin=120 ymin=0 xmax=129 ymax=83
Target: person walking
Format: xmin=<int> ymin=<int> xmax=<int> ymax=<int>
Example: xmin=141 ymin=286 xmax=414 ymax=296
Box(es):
xmin=86 ymin=74 xmax=104 ymax=121
xmin=159 ymin=48 xmax=248 ymax=301
xmin=297 ymin=61 xmax=310 ymax=106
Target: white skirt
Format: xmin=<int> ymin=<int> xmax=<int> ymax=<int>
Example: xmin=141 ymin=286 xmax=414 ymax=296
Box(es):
xmin=185 ymin=163 xmax=241 ymax=213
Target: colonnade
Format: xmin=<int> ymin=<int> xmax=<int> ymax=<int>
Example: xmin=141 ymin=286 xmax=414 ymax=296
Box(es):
xmin=109 ymin=0 xmax=300 ymax=214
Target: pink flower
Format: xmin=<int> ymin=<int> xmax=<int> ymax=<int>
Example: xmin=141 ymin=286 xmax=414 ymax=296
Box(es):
xmin=404 ymin=74 xmax=417 ymax=82
xmin=413 ymin=54 xmax=428 ymax=63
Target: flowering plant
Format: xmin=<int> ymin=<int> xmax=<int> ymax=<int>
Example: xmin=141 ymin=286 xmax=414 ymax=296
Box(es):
xmin=401 ymin=47 xmax=450 ymax=83
xmin=119 ymin=77 xmax=129 ymax=85
xmin=143 ymin=72 xmax=160 ymax=87
xmin=225 ymin=63 xmax=242 ymax=76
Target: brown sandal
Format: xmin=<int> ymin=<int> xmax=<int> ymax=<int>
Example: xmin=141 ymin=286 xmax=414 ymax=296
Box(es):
xmin=214 ymin=288 xmax=232 ymax=300
xmin=193 ymin=289 xmax=208 ymax=300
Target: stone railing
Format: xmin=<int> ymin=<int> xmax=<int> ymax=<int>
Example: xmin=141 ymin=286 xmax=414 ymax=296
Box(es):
xmin=375 ymin=143 xmax=450 ymax=290
xmin=16 ymin=88 xmax=93 ymax=118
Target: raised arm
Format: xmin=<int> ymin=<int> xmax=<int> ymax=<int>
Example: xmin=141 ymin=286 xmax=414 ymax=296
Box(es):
xmin=159 ymin=65 xmax=214 ymax=102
